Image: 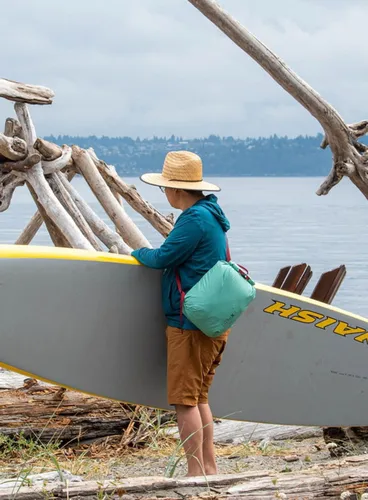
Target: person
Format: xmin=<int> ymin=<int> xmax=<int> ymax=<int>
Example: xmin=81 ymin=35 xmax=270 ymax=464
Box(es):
xmin=131 ymin=150 xmax=231 ymax=477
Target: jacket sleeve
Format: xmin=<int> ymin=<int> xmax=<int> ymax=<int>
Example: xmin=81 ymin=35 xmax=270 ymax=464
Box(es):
xmin=131 ymin=212 xmax=203 ymax=269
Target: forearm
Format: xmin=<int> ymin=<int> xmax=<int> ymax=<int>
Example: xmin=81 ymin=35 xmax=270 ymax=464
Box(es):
xmin=131 ymin=248 xmax=168 ymax=269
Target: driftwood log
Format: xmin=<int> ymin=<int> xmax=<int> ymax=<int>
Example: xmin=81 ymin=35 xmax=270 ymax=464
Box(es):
xmin=0 ymin=377 xmax=172 ymax=446
xmin=0 ymin=457 xmax=367 ymax=499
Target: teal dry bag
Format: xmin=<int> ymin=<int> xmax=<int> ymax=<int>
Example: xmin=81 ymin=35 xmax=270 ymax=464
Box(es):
xmin=175 ymin=240 xmax=256 ymax=337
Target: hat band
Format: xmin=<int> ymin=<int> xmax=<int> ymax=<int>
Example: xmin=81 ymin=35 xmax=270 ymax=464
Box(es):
xmin=166 ymin=177 xmax=203 ymax=182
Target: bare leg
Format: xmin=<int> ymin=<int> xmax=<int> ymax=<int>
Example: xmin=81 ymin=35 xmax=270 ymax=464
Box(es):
xmin=175 ymin=405 xmax=205 ymax=476
xmin=198 ymin=403 xmax=217 ymax=475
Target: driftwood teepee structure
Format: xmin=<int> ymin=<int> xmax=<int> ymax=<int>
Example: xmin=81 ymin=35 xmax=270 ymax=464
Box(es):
xmin=0 ymin=79 xmax=173 ymax=250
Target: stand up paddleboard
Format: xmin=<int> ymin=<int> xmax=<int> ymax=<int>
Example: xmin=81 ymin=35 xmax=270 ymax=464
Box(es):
xmin=0 ymin=245 xmax=367 ymax=426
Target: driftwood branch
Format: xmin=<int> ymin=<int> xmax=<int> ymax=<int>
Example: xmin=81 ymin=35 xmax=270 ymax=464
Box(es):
xmin=15 ymin=103 xmax=94 ymax=249
xmin=187 ymin=0 xmax=368 ymax=199
xmin=15 ymin=170 xmax=76 ymax=245
xmin=14 ymin=103 xmax=37 ymax=146
xmin=0 ymin=133 xmax=27 ymax=161
xmin=4 ymin=117 xmax=25 ymax=139
xmin=26 ymin=182 xmax=72 ymax=247
xmin=48 ymin=173 xmax=103 ymax=251
xmin=34 ymin=138 xmax=62 ymax=161
xmin=88 ymin=149 xmax=173 ymax=237
xmin=42 ymin=145 xmax=72 ymax=174
xmin=15 ymin=211 xmax=43 ymax=245
xmin=58 ymin=172 xmax=132 ymax=254
xmin=0 ymin=153 xmax=40 ymax=173
xmin=0 ymin=172 xmax=25 ymax=212
xmin=73 ymin=146 xmax=151 ymax=249
xmin=0 ymin=78 xmax=54 ymax=105
xmin=321 ymin=120 xmax=368 ymax=150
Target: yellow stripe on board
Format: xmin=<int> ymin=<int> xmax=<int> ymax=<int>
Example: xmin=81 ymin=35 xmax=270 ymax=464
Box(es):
xmin=257 ymin=282 xmax=368 ymax=325
xmin=0 ymin=244 xmax=367 ymax=324
xmin=0 ymin=244 xmax=139 ymax=266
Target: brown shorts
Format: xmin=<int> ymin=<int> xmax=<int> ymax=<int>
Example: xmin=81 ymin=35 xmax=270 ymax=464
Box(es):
xmin=166 ymin=326 xmax=230 ymax=407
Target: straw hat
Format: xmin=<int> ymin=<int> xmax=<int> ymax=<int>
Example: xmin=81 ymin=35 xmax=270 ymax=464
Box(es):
xmin=140 ymin=151 xmax=220 ymax=192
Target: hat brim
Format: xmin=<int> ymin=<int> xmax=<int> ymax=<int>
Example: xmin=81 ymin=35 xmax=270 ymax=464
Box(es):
xmin=140 ymin=173 xmax=221 ymax=192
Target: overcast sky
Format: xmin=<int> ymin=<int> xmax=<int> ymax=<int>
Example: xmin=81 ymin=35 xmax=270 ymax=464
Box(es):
xmin=0 ymin=0 xmax=366 ymax=139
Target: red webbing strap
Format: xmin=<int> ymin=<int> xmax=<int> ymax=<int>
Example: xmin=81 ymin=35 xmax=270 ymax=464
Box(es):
xmin=226 ymin=236 xmax=231 ymax=262
xmin=175 ymin=269 xmax=185 ymax=327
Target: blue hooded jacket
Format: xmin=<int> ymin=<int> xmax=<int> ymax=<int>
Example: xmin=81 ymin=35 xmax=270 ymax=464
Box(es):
xmin=131 ymin=194 xmax=231 ymax=330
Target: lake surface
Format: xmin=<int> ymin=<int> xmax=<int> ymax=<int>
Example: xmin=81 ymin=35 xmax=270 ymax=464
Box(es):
xmin=1 ymin=176 xmax=367 ymax=317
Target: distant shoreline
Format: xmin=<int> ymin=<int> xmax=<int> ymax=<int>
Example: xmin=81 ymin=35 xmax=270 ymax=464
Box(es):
xmin=45 ymin=134 xmax=346 ymax=178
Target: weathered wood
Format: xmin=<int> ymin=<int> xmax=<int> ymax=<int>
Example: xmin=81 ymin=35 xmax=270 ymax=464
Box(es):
xmin=0 ymin=458 xmax=367 ymax=499
xmin=0 ymin=153 xmax=40 ymax=173
xmin=0 ymin=133 xmax=27 ymax=161
xmin=105 ymin=162 xmax=125 ymax=234
xmin=42 ymin=145 xmax=72 ymax=174
xmin=3 ymin=117 xmax=25 ymax=139
xmin=0 ymin=172 xmax=25 ymax=212
xmin=225 ymin=460 xmax=368 ymax=499
xmin=58 ymin=172 xmax=132 ymax=254
xmin=88 ymin=149 xmax=174 ymax=238
xmin=0 ymin=77 xmax=54 ymax=105
xmin=187 ymin=0 xmax=368 ymax=200
xmin=34 ymin=137 xmax=62 ymax=161
xmin=321 ymin=120 xmax=368 ymax=150
xmin=73 ymin=146 xmax=151 ymax=249
xmin=0 ymin=383 xmax=131 ymax=444
xmin=26 ymin=181 xmax=71 ymax=247
xmin=14 ymin=103 xmax=94 ymax=250
xmin=15 ymin=170 xmax=76 ymax=245
xmin=48 ymin=173 xmax=103 ymax=251
xmin=15 ymin=211 xmax=43 ymax=244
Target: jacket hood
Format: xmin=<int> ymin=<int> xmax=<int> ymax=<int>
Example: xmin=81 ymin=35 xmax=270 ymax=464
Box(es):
xmin=197 ymin=194 xmax=230 ymax=232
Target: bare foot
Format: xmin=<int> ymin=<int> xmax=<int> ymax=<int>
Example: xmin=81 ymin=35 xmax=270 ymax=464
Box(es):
xmin=205 ymin=468 xmax=218 ymax=476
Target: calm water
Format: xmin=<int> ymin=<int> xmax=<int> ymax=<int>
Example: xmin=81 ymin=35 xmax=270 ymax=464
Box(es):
xmin=1 ymin=177 xmax=367 ymax=316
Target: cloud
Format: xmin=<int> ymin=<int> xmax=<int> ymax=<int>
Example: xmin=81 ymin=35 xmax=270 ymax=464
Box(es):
xmin=0 ymin=0 xmax=366 ymax=138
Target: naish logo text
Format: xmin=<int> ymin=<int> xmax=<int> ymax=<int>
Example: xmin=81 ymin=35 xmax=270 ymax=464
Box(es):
xmin=264 ymin=301 xmax=368 ymax=345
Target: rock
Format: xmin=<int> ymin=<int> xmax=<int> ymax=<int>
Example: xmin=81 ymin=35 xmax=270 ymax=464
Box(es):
xmin=283 ymin=455 xmax=299 ymax=463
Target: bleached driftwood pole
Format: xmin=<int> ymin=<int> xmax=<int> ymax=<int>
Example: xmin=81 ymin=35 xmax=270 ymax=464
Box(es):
xmin=72 ymin=146 xmax=150 ymax=249
xmin=0 ymin=77 xmax=173 ymax=253
xmin=14 ymin=103 xmax=94 ymax=249
xmin=187 ymin=0 xmax=368 ymax=199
